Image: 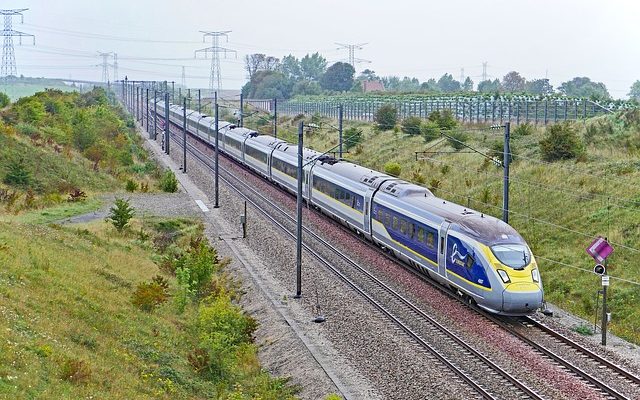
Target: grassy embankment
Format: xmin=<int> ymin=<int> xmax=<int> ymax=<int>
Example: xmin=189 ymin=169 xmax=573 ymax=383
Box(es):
xmin=245 ymin=108 xmax=640 ymax=344
xmin=0 ymin=88 xmax=162 ymax=220
xmin=0 ymin=89 xmax=308 ymax=399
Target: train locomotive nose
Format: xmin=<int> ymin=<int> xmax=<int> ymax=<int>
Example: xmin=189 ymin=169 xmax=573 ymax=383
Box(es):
xmin=502 ymin=283 xmax=543 ymax=314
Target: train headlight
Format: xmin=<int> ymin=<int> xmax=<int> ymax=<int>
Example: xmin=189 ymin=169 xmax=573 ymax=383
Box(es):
xmin=497 ymin=269 xmax=510 ymax=284
xmin=532 ymin=268 xmax=540 ymax=283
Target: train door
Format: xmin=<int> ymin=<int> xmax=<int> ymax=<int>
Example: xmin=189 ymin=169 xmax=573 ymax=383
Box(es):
xmin=363 ymin=189 xmax=375 ymax=237
xmin=438 ymin=221 xmax=451 ymax=277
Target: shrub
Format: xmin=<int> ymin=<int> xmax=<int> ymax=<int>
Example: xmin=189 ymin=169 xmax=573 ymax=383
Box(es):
xmin=159 ymin=170 xmax=179 ymax=193
xmin=125 ymin=179 xmax=138 ymax=192
xmin=16 ymin=122 xmax=39 ymax=137
xmin=3 ymin=157 xmax=31 ymax=187
xmin=343 ymin=127 xmax=362 ymax=151
xmin=384 ymin=162 xmax=401 ymax=176
xmin=410 ymin=168 xmax=426 ymax=184
xmin=446 ymin=130 xmax=468 ymax=151
xmin=374 ymin=104 xmax=397 ymax=131
xmin=132 ymin=275 xmax=170 ymax=312
xmin=106 ymin=197 xmax=135 ymax=233
xmin=512 ymin=122 xmax=534 ymax=137
xmin=421 ymin=120 xmax=440 ymax=142
xmin=59 ymin=358 xmax=92 ymax=384
xmin=428 ymin=109 xmax=457 ymax=130
xmin=539 ymin=122 xmax=585 ymax=161
xmin=488 ymin=141 xmax=514 ymax=165
xmin=0 ymin=92 xmax=9 ymax=108
xmin=67 ymin=189 xmax=87 ymax=202
xmin=197 ymin=295 xmax=257 ymax=378
xmin=401 ymin=116 xmax=422 ymax=135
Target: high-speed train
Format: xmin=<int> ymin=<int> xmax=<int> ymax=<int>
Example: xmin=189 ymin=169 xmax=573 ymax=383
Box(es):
xmin=153 ymin=100 xmax=544 ymax=315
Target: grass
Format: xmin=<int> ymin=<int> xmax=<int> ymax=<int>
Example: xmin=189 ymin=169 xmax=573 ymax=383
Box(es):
xmin=2 ymin=197 xmax=102 ymax=224
xmin=245 ymin=110 xmax=640 ymax=344
xmin=0 ymin=78 xmax=78 ymax=101
xmin=0 ymin=216 xmax=299 ymax=399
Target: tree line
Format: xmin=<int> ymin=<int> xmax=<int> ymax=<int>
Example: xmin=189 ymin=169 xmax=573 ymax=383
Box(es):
xmin=241 ymin=52 xmax=639 ymax=102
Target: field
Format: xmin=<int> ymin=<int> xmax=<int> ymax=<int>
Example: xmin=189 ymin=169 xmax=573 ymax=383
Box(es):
xmin=0 ymin=78 xmax=82 ymax=101
xmin=246 ymin=108 xmax=640 ymax=344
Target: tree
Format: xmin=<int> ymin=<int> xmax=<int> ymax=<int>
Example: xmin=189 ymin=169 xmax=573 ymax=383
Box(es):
xmin=300 ymin=52 xmax=327 ymax=81
xmin=107 ymin=197 xmax=135 ymax=233
xmin=242 ymin=71 xmax=292 ymax=99
xmin=401 ymin=116 xmax=422 ymax=135
xmin=397 ymin=77 xmax=420 ymax=92
xmin=462 ymin=77 xmax=474 ymax=92
xmin=558 ymin=77 xmax=610 ymax=100
xmin=525 ymin=78 xmax=554 ymax=95
xmin=477 ymin=79 xmax=501 ymax=93
xmin=319 ymin=62 xmax=355 ymax=92
xmin=436 ymin=74 xmax=461 ymax=92
xmin=539 ymin=122 xmax=585 ymax=161
xmin=502 ymin=71 xmax=526 ymax=92
xmin=628 ymin=80 xmax=640 ymax=100
xmin=244 ymin=54 xmax=280 ymax=79
xmin=374 ymin=104 xmax=397 ymax=131
xmin=358 ymin=69 xmax=378 ymax=81
xmin=244 ymin=54 xmax=266 ymax=79
xmin=420 ymin=79 xmax=440 ymax=92
xmin=281 ymin=54 xmax=301 ymax=81
xmin=292 ymin=80 xmax=321 ymax=96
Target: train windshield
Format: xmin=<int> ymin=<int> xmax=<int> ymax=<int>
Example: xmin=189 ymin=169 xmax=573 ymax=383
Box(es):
xmin=491 ymin=244 xmax=530 ymax=269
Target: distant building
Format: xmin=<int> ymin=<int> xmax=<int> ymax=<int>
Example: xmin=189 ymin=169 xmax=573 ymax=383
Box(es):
xmin=361 ymin=80 xmax=384 ymax=93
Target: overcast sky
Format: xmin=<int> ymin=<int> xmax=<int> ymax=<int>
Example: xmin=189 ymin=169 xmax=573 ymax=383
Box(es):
xmin=5 ymin=0 xmax=639 ymax=98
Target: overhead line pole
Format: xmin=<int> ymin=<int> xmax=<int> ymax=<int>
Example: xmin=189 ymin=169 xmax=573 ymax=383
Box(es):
xmin=503 ymin=122 xmax=510 ymax=223
xmin=295 ymin=120 xmax=304 ymax=298
xmin=214 ymin=91 xmax=220 ymax=208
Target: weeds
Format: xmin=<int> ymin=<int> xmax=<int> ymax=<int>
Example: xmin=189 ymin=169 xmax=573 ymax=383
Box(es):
xmin=59 ymin=358 xmax=92 ymax=384
xmin=159 ymin=170 xmax=178 ymax=193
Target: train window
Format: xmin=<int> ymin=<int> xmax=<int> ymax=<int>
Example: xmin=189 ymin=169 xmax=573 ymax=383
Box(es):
xmin=385 ymin=214 xmax=391 ymax=227
xmin=418 ymin=227 xmax=425 ymax=242
xmin=345 ymin=192 xmax=351 ymax=201
xmin=400 ymin=219 xmax=407 ymax=235
xmin=465 ymin=254 xmax=475 ymax=269
xmin=426 ymin=232 xmax=435 ymax=248
xmin=410 ymin=224 xmax=416 ymax=239
xmin=392 ymin=217 xmax=398 ymax=230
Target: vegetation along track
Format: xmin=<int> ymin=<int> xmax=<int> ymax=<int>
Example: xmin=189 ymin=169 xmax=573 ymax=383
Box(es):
xmin=162 ymin=122 xmax=542 ymax=400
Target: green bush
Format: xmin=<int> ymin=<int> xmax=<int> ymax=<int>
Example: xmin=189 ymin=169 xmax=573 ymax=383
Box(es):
xmin=196 ymin=295 xmax=257 ymax=379
xmin=343 ymin=127 xmax=362 ymax=151
xmin=384 ymin=162 xmax=401 ymax=176
xmin=488 ymin=141 xmax=514 ymax=165
xmin=374 ymin=104 xmax=397 ymax=131
xmin=159 ymin=169 xmax=179 ymax=192
xmin=0 ymin=92 xmax=10 ymax=108
xmin=125 ymin=179 xmax=138 ymax=192
xmin=132 ymin=275 xmax=170 ymax=312
xmin=446 ymin=130 xmax=468 ymax=151
xmin=512 ymin=122 xmax=534 ymax=137
xmin=428 ymin=109 xmax=457 ymax=130
xmin=421 ymin=120 xmax=440 ymax=142
xmin=107 ymin=197 xmax=135 ymax=233
xmin=401 ymin=116 xmax=422 ymax=135
xmin=539 ymin=122 xmax=585 ymax=161
xmin=4 ymin=157 xmax=31 ymax=187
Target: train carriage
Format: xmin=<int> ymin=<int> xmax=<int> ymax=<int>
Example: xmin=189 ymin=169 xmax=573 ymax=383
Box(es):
xmin=309 ymin=160 xmax=370 ymax=233
xmin=244 ymin=135 xmax=283 ymax=179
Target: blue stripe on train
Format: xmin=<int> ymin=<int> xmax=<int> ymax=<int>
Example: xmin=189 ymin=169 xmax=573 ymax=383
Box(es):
xmin=446 ymin=236 xmax=491 ymax=289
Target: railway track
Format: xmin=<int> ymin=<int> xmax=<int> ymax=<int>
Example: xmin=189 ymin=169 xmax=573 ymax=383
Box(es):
xmin=161 ymin=124 xmax=542 ymax=400
xmin=149 ymin=115 xmax=639 ymax=399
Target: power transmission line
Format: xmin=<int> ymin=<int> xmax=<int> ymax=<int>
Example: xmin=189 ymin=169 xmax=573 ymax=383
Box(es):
xmin=1 ymin=8 xmax=35 ymax=80
xmin=97 ymin=51 xmax=113 ymax=83
xmin=335 ymin=42 xmax=370 ymax=69
xmin=194 ymin=30 xmax=236 ymax=95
